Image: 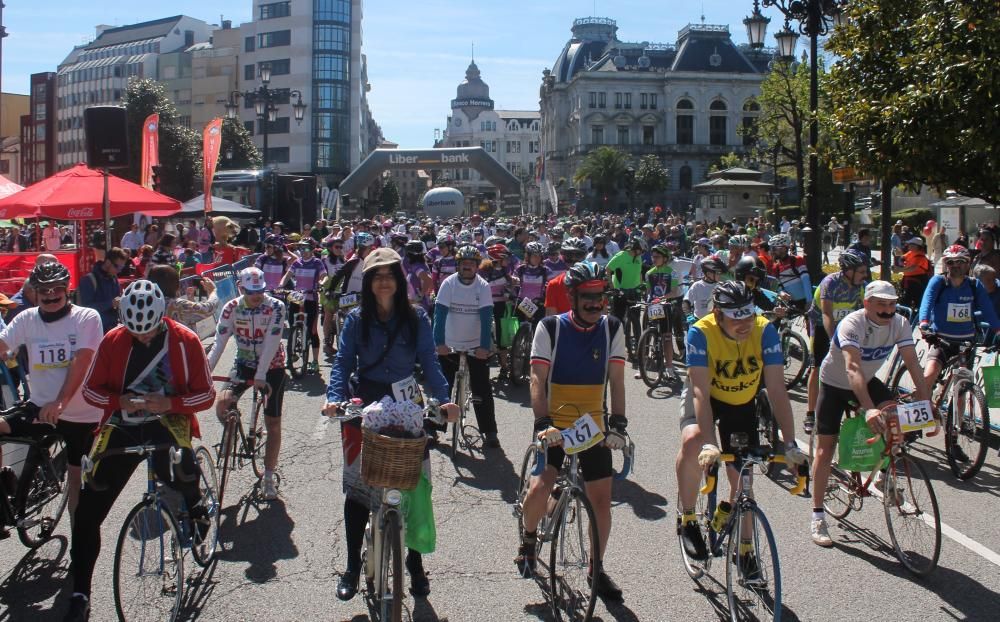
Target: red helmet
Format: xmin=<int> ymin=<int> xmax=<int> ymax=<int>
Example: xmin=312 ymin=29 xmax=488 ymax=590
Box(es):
xmin=487 ymin=243 xmax=511 ymax=261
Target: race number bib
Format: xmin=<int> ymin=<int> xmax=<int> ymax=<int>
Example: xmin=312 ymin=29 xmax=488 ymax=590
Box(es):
xmin=898 ymin=400 xmax=935 ymax=432
xmin=561 ymin=414 xmax=605 ymax=455
xmin=833 ymin=308 xmax=851 ymax=322
xmin=946 ymin=303 xmax=971 ymax=322
xmin=647 ymin=303 xmax=665 ymax=320
xmin=34 ymin=340 xmax=71 ymax=371
xmin=517 ymin=297 xmax=539 ymax=317
xmin=339 ymin=293 xmax=359 ymax=309
xmin=391 ymin=376 xmax=423 ymax=406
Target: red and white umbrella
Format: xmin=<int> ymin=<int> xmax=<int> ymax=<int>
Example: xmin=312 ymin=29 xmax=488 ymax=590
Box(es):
xmin=0 ymin=174 xmax=24 ymax=200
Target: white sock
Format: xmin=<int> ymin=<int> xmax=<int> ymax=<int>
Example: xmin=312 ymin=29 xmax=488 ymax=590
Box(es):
xmin=812 ymin=510 xmax=825 ymax=522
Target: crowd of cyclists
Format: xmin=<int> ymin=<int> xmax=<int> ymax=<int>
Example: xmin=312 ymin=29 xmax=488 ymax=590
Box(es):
xmin=1 ymin=206 xmax=999 ymax=621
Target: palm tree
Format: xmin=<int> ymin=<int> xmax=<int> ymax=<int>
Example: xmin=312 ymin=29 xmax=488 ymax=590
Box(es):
xmin=573 ymin=146 xmax=629 ymax=207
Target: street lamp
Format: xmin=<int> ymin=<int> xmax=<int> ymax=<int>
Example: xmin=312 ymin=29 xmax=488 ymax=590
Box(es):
xmin=225 ymin=62 xmax=307 ymax=170
xmin=744 ymin=0 xmax=847 ymax=277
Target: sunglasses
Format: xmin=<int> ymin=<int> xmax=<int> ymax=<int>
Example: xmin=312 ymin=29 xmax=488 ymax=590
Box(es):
xmin=945 ymin=259 xmax=969 ymax=266
xmin=36 ymin=286 xmax=67 ymax=296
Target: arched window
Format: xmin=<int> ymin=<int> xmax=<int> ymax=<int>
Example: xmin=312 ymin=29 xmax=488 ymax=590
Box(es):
xmin=710 ymin=100 xmax=727 ymax=111
xmin=743 ymin=100 xmax=760 ymax=112
xmin=680 ymin=165 xmax=693 ymax=191
xmin=710 ymin=100 xmax=727 ymax=146
xmin=676 ymin=99 xmax=694 ymax=145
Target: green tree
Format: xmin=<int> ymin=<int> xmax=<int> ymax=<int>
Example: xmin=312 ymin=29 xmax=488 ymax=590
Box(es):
xmin=220 ymin=117 xmax=262 ymax=170
xmin=634 ymin=154 xmax=670 ymax=204
xmin=707 ymin=152 xmax=745 ymax=175
xmin=573 ymin=146 xmax=629 ymax=205
xmin=381 ymin=179 xmax=400 ymax=212
xmin=826 ymin=0 xmax=999 ymax=203
xmin=121 ymin=78 xmax=202 ymax=200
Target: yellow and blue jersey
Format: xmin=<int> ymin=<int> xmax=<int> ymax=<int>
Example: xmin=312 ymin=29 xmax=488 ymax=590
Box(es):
xmin=686 ymin=313 xmax=782 ymax=406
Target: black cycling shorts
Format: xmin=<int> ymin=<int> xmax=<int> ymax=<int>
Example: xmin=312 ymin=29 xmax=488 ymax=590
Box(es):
xmin=56 ymin=420 xmax=97 ymax=467
xmin=816 ymin=378 xmax=895 ymax=436
xmin=712 ymin=397 xmax=759 ymax=453
xmin=229 ymin=365 xmax=288 ymax=418
xmin=811 ymin=323 xmax=830 ymax=368
xmin=925 ymin=340 xmax=961 ymax=367
xmin=545 ymin=443 xmax=613 ymax=482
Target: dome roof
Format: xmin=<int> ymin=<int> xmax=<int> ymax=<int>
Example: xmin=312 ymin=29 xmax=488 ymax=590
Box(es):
xmin=451 ymin=60 xmax=494 ymax=121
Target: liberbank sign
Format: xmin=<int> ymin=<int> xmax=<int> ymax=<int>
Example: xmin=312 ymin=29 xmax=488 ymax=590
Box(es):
xmin=339 ymin=147 xmax=522 ymax=197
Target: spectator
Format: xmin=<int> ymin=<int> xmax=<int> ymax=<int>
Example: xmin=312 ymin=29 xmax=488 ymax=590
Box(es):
xmin=148 ymin=264 xmax=218 ymax=332
xmin=930 ymin=224 xmax=948 ymax=266
xmin=120 ymin=223 xmax=144 ymax=255
xmin=78 ymin=247 xmax=128 ymax=332
xmin=973 ymin=264 xmax=1000 ymax=317
xmin=894 ymin=237 xmax=931 ymax=309
xmin=133 ymin=245 xmax=154 ymax=277
xmin=149 ymin=233 xmax=178 ymax=273
xmin=181 ymin=242 xmax=201 ymax=269
xmin=849 ymin=228 xmax=874 ymax=265
xmin=60 ymin=226 xmax=74 ymax=247
xmin=43 ymin=221 xmax=61 ymax=251
xmin=185 ymin=219 xmax=200 ymax=246
xmin=144 ymin=223 xmax=161 ymax=247
xmin=198 ymin=217 xmax=214 ymax=255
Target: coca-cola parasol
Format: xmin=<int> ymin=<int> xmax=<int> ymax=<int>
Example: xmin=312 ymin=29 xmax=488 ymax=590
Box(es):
xmin=0 ymin=163 xmax=180 ymax=220
xmin=0 ymin=174 xmax=24 ymax=200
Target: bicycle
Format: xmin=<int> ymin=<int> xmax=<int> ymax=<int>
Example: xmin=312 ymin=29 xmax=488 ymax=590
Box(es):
xmin=81 ymin=429 xmax=220 ymax=622
xmin=510 ymin=297 xmax=543 ymax=386
xmin=212 ymin=375 xmax=269 ymax=507
xmin=636 ymin=296 xmax=679 ymax=388
xmin=762 ymin=300 xmax=810 ymax=391
xmin=891 ymin=332 xmax=992 ymax=480
xmin=0 ymin=407 xmax=69 ymax=548
xmin=874 ymin=305 xmax=915 ymax=389
xmin=609 ymin=289 xmax=643 ymax=363
xmin=327 ymin=399 xmax=448 ymax=622
xmin=821 ymin=401 xmax=942 ymax=576
xmin=277 ymin=289 xmax=310 ymax=378
xmin=677 ymin=433 xmax=807 ymax=622
xmin=513 ymin=414 xmax=635 ymax=621
xmin=443 ymin=349 xmax=482 ymax=461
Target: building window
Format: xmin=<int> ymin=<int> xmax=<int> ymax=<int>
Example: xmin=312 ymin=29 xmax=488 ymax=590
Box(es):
xmin=313 ymin=83 xmax=349 ymax=111
xmin=314 ymin=54 xmax=348 ymax=80
xmin=677 ymin=115 xmax=693 ymax=145
xmin=314 ymin=0 xmax=351 ymax=22
xmin=529 ymin=140 xmax=539 ymax=153
xmin=650 ymin=94 xmax=658 ymax=109
xmin=245 ymin=36 xmax=255 ymax=52
xmin=617 ymin=126 xmax=629 ymax=145
xmin=259 ymin=1 xmax=291 ymax=19
xmin=679 ymin=165 xmax=693 ymax=190
xmin=258 ymin=30 xmax=291 ymax=48
xmin=615 ymin=92 xmax=622 ymax=109
xmin=589 ymin=92 xmax=597 ymax=108
xmin=480 ymin=121 xmax=495 ymax=132
xmin=244 ymin=120 xmax=255 ymax=135
xmin=245 ymin=64 xmax=255 ymax=80
xmin=262 ymin=59 xmax=292 ymax=76
xmin=598 ymin=93 xmax=606 ymax=109
xmin=591 ymin=125 xmax=604 ymax=145
xmin=709 ymin=194 xmax=727 ymax=209
xmin=506 ymin=141 xmax=521 ymax=153
xmin=314 ymin=24 xmax=349 ymax=52
xmin=266 ymin=147 xmax=290 ymax=163
xmin=640 ymin=93 xmax=648 ymax=110
xmin=710 ymin=116 xmax=727 ymax=146
xmin=262 ymin=117 xmax=290 ymax=134
xmin=643 ymin=126 xmax=654 ymax=145
xmin=624 ymin=93 xmax=632 ymax=109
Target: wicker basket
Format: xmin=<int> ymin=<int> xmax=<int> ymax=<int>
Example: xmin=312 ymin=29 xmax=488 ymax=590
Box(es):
xmin=361 ymin=428 xmax=427 ymax=490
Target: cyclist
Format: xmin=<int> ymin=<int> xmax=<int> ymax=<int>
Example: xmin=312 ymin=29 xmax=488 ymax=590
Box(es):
xmin=687 ymin=237 xmax=713 ymax=281
xmin=804 ymin=249 xmax=868 ymax=435
xmin=675 ymin=281 xmax=805 ymax=570
xmin=207 ymin=267 xmax=288 ymax=500
xmin=254 ymin=235 xmax=291 ymax=292
xmin=733 ymin=256 xmax=779 ymax=313
xmin=544 ymin=241 xmax=568 ymax=280
xmin=320 ymin=238 xmax=347 ymax=354
xmin=514 ymin=242 xmax=550 ymax=323
xmin=586 ymin=233 xmax=614 ymax=267
xmin=606 ymin=238 xmax=646 ymax=323
xmin=683 ymin=255 xmax=727 ymax=320
xmin=766 ymin=234 xmax=812 ymax=312
xmin=328 ymin=232 xmax=376 ymax=299
xmin=430 ymin=234 xmax=458 ymax=292
xmin=69 ymin=280 xmax=215 ymax=622
xmin=544 ymin=238 xmax=587 ymax=316
xmin=434 ymin=245 xmax=500 ymax=447
xmin=481 ymin=243 xmax=518 ymax=381
xmin=403 ymin=239 xmax=435 ymax=313
xmin=0 ymin=263 xmax=103 ymax=526
xmin=918 ymin=244 xmax=1000 ymax=459
xmin=643 ymin=244 xmax=679 ymax=381
xmin=280 ymin=238 xmax=327 ymax=373
xmin=809 ymin=280 xmax=931 ymax=547
xmin=517 ymin=261 xmax=629 ymax=600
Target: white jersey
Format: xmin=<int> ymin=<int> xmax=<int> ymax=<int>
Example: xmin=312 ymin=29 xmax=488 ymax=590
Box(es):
xmin=436 ymin=273 xmax=492 ymax=351
xmin=820 ymin=309 xmax=914 ymax=390
xmin=684 ymin=279 xmax=718 ymax=320
xmin=0 ymin=305 xmax=103 ymax=423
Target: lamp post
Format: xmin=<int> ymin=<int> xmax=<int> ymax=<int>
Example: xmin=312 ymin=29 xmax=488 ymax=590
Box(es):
xmin=744 ymin=0 xmax=847 ymax=276
xmin=225 ymin=63 xmax=307 ymax=170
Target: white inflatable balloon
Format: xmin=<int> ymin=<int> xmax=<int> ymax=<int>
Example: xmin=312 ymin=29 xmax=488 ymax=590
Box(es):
xmin=423 ymin=187 xmax=465 ymax=218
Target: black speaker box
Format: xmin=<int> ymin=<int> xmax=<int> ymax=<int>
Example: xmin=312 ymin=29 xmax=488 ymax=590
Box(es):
xmin=84 ymin=106 xmax=129 ymax=169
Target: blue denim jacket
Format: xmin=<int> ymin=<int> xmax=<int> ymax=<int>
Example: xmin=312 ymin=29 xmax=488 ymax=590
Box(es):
xmin=327 ymin=306 xmax=450 ymax=404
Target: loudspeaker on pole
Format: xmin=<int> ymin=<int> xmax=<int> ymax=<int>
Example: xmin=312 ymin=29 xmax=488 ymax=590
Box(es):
xmin=84 ymin=106 xmax=129 ymax=169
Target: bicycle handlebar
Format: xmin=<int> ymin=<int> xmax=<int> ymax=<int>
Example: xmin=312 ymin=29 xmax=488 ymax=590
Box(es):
xmin=325 ymin=398 xmax=447 ymax=427
xmin=529 ymin=432 xmax=635 ymax=481
xmin=699 ymin=449 xmax=808 ymax=497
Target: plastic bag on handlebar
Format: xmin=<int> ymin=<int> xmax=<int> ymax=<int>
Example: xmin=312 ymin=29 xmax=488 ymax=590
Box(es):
xmin=401 ymin=472 xmax=436 ymax=554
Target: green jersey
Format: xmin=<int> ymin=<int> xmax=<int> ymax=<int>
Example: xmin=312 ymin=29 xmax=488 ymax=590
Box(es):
xmin=606 ymin=250 xmax=643 ymax=290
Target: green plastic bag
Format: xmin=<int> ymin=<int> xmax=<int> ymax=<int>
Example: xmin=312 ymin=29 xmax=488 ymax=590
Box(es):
xmin=401 ymin=473 xmax=436 ymax=554
xmin=838 ymin=415 xmax=885 ymax=472
xmin=981 ymin=355 xmax=1000 ymax=408
xmin=499 ymin=304 xmax=519 ymax=349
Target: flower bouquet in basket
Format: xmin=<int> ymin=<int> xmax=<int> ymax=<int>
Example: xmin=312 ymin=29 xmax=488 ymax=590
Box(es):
xmin=360 ymin=397 xmax=425 ymax=439
xmin=359 ymin=397 xmax=427 ymax=490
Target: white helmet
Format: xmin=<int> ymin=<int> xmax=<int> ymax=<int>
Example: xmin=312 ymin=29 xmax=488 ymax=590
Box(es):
xmin=119 ymin=280 xmax=166 ymax=334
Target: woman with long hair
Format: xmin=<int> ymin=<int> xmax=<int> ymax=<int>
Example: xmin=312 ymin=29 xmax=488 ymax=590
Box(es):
xmin=324 ymin=248 xmax=458 ymax=602
xmin=586 ymin=233 xmax=613 ymax=267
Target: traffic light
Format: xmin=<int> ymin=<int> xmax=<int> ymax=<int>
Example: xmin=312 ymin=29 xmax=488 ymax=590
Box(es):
xmin=151 ymin=165 xmax=163 ymax=192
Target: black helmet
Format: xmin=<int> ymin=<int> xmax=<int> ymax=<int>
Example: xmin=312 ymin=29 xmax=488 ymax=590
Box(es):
xmin=713 ymin=281 xmax=756 ymax=311
xmin=628 ymin=237 xmax=648 ymax=252
xmin=29 ymin=262 xmax=70 ymax=288
xmin=592 ymin=233 xmax=608 ymax=244
xmin=564 ymin=261 xmax=607 ymax=290
xmin=701 ymin=255 xmax=728 ymax=275
xmin=404 ymin=240 xmax=425 ymax=255
xmin=734 ymin=256 xmax=766 ymax=281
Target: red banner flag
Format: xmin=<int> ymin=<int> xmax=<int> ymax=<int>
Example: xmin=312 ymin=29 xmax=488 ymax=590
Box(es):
xmin=202 ymin=118 xmax=224 ymax=214
xmin=140 ymin=114 xmax=160 ymax=190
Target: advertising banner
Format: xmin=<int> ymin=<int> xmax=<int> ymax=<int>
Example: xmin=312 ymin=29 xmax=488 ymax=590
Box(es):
xmin=140 ymin=114 xmax=159 ymax=190
xmin=202 ymin=118 xmax=224 ymax=213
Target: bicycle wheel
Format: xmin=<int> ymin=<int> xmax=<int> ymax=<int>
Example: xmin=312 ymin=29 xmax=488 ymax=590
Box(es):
xmin=637 ymin=327 xmax=664 ymax=389
xmin=883 ymin=453 xmax=941 ymax=576
xmin=888 ymin=357 xmax=917 ymax=398
xmin=627 ymin=309 xmax=642 ymax=363
xmin=510 ymin=324 xmax=533 ymax=386
xmin=515 ymin=445 xmax=535 ymax=541
xmin=822 ymin=468 xmax=854 ymax=521
xmin=192 ymin=447 xmax=220 ymax=567
xmin=725 ymin=504 xmax=781 ymax=622
xmin=288 ymin=325 xmax=307 ymax=378
xmin=451 ymin=369 xmax=466 ymax=460
xmin=945 ymin=381 xmax=989 ymax=480
xmin=549 ymin=487 xmax=599 ymax=622
xmin=755 ymin=390 xmax=780 ymax=478
xmin=377 ymin=511 xmax=404 ymax=622
xmin=781 ymin=330 xmax=809 ymax=390
xmin=14 ymin=441 xmax=68 ymax=548
xmin=216 ymin=418 xmax=236 ymax=508
xmin=113 ymin=500 xmax=184 ymax=622
xmin=249 ymin=395 xmax=268 ymax=480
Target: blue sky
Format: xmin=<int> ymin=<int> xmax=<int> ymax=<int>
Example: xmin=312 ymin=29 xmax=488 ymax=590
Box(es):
xmin=5 ymin=1 xmax=767 ymax=147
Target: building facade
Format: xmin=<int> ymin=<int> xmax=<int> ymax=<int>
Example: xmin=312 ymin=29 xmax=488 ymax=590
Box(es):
xmin=539 ymin=17 xmax=774 ymax=213
xmin=55 ymin=15 xmax=213 ymax=169
xmin=19 ymin=72 xmax=57 ymax=184
xmin=437 ymin=61 xmax=542 ymax=212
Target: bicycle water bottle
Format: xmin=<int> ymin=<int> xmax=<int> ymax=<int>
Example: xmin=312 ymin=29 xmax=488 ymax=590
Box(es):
xmin=710 ymin=501 xmax=732 ymax=532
